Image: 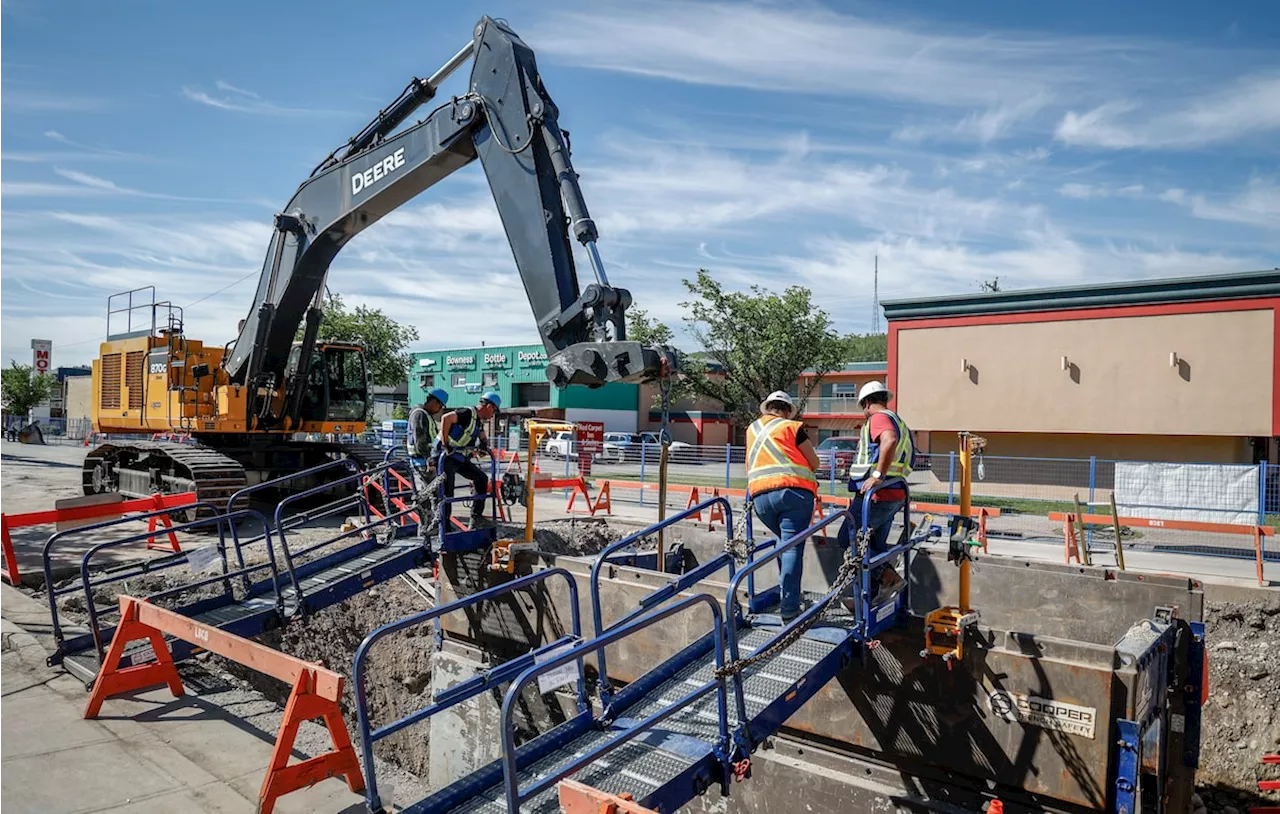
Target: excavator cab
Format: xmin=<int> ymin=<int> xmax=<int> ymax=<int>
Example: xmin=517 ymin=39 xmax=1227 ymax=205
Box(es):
xmin=285 ymin=342 xmax=369 ymax=425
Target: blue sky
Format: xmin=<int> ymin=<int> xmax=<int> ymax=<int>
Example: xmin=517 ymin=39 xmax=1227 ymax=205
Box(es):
xmin=3 ymin=0 xmax=1277 ymax=370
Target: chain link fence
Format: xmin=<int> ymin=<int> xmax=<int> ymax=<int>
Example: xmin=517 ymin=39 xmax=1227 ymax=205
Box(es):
xmin=509 ymin=437 xmax=1276 ymax=565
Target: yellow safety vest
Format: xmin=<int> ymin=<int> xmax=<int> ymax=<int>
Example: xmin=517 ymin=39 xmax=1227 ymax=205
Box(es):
xmin=856 ymin=409 xmax=914 ymax=480
xmin=746 ymin=416 xmax=817 ymax=496
xmin=445 ymin=410 xmax=479 ymax=450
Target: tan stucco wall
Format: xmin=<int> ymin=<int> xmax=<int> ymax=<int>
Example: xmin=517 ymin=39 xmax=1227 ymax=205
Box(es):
xmin=63 ymin=376 xmax=94 ymax=421
xmin=922 ymin=431 xmax=1251 ymax=463
xmin=896 ymin=309 xmax=1275 ymax=437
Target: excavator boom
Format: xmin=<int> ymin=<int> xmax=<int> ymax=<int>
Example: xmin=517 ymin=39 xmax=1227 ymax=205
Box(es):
xmin=226 ymin=16 xmax=673 ymax=429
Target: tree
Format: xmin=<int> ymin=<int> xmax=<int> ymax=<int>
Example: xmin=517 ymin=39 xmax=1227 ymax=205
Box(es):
xmin=2 ymin=361 xmax=54 ymax=422
xmin=678 ymin=269 xmax=846 ymax=426
xmin=626 ymin=308 xmax=674 ymax=347
xmin=303 ymin=292 xmax=420 ymax=388
xmin=391 ymin=404 xmax=409 ymax=420
xmin=844 ymin=333 xmax=887 ymax=362
xmin=626 ymin=308 xmax=696 ymax=409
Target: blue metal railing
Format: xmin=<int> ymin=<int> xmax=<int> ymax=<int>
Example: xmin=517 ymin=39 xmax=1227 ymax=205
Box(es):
xmin=499 ymin=593 xmax=730 ymax=813
xmin=75 ymin=509 xmax=280 ymax=660
xmin=589 ymin=496 xmax=736 ymax=701
xmin=724 ymin=480 xmax=915 ymax=735
xmin=225 ymin=458 xmax=360 ymax=515
xmin=432 ymin=449 xmax=500 ymax=548
xmin=41 ymin=501 xmax=220 ymax=649
xmin=271 ymin=462 xmax=418 ymax=613
xmin=353 ymin=567 xmax=586 ymax=814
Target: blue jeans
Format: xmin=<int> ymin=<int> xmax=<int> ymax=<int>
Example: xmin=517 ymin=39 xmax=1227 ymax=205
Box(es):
xmin=837 ymin=495 xmax=906 ymax=599
xmin=752 ymin=487 xmax=816 ymax=618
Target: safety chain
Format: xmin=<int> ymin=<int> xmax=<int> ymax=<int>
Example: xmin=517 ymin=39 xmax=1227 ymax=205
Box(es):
xmin=722 ymin=498 xmax=753 ymax=562
xmin=712 ymin=527 xmax=869 ymax=681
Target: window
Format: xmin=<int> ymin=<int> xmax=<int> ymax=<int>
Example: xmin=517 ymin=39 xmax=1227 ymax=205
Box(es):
xmin=832 ymin=383 xmax=858 ymax=398
xmin=419 ymin=374 xmax=435 ymax=388
xmin=482 ymin=372 xmax=498 ymax=388
xmin=451 ymin=373 xmax=467 ymax=387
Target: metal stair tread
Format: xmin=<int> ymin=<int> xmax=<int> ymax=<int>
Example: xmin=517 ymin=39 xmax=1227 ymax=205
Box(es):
xmin=445 ymin=723 xmax=711 ymax=814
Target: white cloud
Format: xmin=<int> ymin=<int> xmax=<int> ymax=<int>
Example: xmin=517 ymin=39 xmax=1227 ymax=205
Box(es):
xmin=1057 ymin=182 xmax=1146 ymax=200
xmin=1160 ymin=177 xmax=1280 ymax=228
xmin=529 ymin=2 xmax=1127 ymax=109
xmin=181 ymin=84 xmax=348 ymax=117
xmin=1055 ymin=73 xmax=1280 ymax=149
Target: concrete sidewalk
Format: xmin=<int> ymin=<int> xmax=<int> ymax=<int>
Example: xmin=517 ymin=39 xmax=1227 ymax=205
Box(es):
xmin=1 ymin=584 xmax=367 ymax=814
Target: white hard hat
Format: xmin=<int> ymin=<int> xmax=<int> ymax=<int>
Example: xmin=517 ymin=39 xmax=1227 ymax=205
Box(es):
xmin=857 ymin=380 xmax=893 ymax=405
xmin=759 ymin=390 xmax=796 ymax=414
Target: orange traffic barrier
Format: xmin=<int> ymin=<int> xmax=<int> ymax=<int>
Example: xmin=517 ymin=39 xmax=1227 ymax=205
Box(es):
xmin=684 ymin=487 xmax=703 ymax=519
xmin=593 ymin=481 xmax=613 ymax=516
xmin=566 ymin=477 xmax=613 ymax=516
xmin=707 ymin=488 xmax=725 ymax=529
xmin=1 ymin=491 xmax=195 ymax=586
xmin=86 ymin=596 xmax=364 ymax=814
xmin=558 ymin=779 xmax=657 ymax=814
xmin=1051 ymin=510 xmax=1274 ymax=586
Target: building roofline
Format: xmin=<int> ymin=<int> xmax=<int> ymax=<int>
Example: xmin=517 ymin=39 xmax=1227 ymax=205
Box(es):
xmin=881 ymin=269 xmax=1280 ymax=321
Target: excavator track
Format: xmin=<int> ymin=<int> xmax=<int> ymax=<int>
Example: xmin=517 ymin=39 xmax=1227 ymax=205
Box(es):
xmin=82 ymin=441 xmax=248 ymax=518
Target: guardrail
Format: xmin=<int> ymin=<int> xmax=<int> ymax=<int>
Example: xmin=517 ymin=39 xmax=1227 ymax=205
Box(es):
xmin=589 ymin=496 xmax=736 ymax=702
xmin=498 ymin=593 xmax=730 ymax=813
xmin=353 ymin=567 xmax=586 ymax=814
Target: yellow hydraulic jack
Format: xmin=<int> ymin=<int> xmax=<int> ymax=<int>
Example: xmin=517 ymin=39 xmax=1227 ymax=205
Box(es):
xmin=488 ymin=420 xmax=576 ymax=574
xmin=922 ymin=431 xmax=987 ymax=667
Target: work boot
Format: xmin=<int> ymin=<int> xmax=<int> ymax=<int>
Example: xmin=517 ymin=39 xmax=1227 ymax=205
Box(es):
xmin=877 ymin=567 xmax=905 ymax=602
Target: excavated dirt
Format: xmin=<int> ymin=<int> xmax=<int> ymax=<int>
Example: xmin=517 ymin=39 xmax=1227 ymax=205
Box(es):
xmin=1194 ymin=597 xmax=1280 ymax=813
xmin=204 ymin=520 xmax=626 ymax=784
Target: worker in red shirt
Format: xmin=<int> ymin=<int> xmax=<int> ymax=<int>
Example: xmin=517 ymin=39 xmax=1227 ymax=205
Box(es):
xmin=838 ymin=380 xmax=913 ymax=609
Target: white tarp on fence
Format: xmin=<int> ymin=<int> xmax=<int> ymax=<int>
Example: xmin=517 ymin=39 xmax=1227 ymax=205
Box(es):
xmin=1114 ymin=462 xmax=1260 ymax=526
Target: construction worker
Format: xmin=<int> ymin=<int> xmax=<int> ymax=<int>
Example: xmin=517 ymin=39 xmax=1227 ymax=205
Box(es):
xmin=407 ymin=388 xmax=449 ymax=525
xmin=839 ymin=380 xmax=913 ymax=609
xmin=436 ymin=391 xmax=502 ymax=528
xmin=746 ymin=390 xmax=821 ymax=622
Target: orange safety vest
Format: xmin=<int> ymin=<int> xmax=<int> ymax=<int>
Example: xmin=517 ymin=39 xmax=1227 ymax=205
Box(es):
xmin=746 ymin=416 xmax=817 ymax=496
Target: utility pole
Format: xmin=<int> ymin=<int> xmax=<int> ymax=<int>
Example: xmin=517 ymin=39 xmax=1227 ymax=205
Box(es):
xmin=872 ymin=255 xmax=880 ymax=333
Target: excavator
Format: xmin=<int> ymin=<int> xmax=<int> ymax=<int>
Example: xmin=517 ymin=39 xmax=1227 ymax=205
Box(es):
xmin=84 ymin=16 xmax=676 ymax=511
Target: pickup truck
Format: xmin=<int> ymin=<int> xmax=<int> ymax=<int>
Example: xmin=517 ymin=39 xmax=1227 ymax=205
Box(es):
xmin=542 ymin=431 xmax=578 ymax=459
xmin=814 ymin=436 xmax=859 ymax=480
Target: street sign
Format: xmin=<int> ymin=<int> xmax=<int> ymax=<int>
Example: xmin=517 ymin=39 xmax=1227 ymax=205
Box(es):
xmin=576 ymin=421 xmax=604 ymax=477
xmin=31 ymin=339 xmax=52 ymax=377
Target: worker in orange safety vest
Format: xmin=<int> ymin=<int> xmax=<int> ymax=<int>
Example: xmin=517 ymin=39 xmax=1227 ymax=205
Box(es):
xmin=746 ymin=390 xmax=821 ymax=622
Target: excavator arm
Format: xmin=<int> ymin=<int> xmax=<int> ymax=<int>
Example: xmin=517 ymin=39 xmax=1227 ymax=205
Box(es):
xmin=224 ymin=16 xmax=675 ymax=427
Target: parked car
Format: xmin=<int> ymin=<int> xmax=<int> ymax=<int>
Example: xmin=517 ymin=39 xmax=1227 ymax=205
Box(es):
xmin=814 ymin=436 xmax=859 ymax=480
xmin=542 ymin=431 xmax=576 ymax=459
xmin=601 ymin=432 xmax=696 ymax=463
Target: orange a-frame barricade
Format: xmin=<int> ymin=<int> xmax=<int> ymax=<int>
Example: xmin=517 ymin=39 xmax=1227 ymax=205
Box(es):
xmin=565 ymin=477 xmax=613 ymax=516
xmin=558 ymin=778 xmax=658 ymax=814
xmin=1052 ymin=510 xmax=1274 ymax=586
xmin=1 ymin=491 xmax=194 ymax=586
xmin=86 ymin=596 xmax=364 ymax=814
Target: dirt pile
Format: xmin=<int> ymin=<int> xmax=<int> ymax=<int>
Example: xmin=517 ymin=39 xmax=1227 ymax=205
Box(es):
xmin=1196 ymin=597 xmax=1280 ymax=813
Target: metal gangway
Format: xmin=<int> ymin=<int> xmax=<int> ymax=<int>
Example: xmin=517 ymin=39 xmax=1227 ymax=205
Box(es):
xmin=355 ymin=484 xmax=925 ymax=813
xmin=44 ymin=459 xmax=432 ymax=684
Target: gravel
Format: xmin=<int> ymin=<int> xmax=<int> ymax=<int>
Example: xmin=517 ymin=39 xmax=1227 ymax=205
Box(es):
xmin=1196 ymin=598 xmax=1280 ymax=813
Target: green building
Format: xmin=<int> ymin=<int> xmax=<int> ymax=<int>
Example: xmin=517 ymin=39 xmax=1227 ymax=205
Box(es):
xmin=407 ymin=343 xmax=640 ymax=432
